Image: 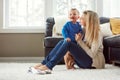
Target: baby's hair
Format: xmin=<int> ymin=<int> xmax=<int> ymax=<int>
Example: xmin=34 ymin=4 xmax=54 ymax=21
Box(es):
xmin=70 ymin=8 xmax=80 ymax=14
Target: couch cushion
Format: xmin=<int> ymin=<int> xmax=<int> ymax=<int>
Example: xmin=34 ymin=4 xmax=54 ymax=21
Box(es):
xmin=103 ymin=35 xmax=120 ymax=47
xmin=100 ymin=23 xmax=113 ymax=37
xmin=110 ymin=18 xmax=120 ymax=35
xmin=44 ymin=37 xmax=64 ymax=47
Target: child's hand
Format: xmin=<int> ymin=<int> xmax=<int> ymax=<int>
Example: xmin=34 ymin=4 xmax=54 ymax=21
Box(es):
xmin=66 ymin=38 xmax=71 ymax=42
xmin=75 ymin=33 xmax=82 ymax=41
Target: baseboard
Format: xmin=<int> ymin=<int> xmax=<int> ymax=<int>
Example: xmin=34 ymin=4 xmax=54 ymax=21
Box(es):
xmin=0 ymin=57 xmax=44 ymax=63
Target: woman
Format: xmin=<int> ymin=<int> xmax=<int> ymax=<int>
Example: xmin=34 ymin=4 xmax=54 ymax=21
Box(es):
xmin=30 ymin=10 xmax=105 ymax=74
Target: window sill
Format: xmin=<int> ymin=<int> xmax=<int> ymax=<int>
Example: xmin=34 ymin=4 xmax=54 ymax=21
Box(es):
xmin=0 ymin=28 xmax=45 ymax=33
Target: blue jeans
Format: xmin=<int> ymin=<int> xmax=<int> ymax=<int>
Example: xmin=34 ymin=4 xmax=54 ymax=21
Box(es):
xmin=41 ymin=40 xmax=92 ymax=70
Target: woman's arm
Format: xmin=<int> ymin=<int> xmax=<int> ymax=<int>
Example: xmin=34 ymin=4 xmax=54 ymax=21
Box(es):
xmin=76 ymin=32 xmax=103 ymax=58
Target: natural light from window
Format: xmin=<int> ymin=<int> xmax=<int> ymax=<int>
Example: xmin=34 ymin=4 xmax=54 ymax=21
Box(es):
xmin=54 ymin=0 xmax=96 ymax=16
xmin=3 ymin=0 xmax=96 ymax=32
xmin=4 ymin=0 xmax=45 ymax=29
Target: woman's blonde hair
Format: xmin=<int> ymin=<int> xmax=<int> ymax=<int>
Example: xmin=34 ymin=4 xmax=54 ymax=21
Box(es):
xmin=83 ymin=10 xmax=100 ymax=47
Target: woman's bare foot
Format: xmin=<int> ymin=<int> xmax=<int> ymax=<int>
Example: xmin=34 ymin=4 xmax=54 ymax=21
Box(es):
xmin=36 ymin=65 xmax=51 ymax=74
xmin=34 ymin=63 xmax=44 ymax=69
xmin=37 ymin=65 xmax=50 ymax=71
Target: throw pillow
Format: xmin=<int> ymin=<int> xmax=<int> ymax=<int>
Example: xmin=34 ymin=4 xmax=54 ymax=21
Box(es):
xmin=52 ymin=16 xmax=68 ymax=37
xmin=110 ymin=18 xmax=120 ymax=35
xmin=100 ymin=23 xmax=113 ymax=37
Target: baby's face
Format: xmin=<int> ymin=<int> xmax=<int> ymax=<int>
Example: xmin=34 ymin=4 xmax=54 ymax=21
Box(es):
xmin=69 ymin=10 xmax=79 ymax=22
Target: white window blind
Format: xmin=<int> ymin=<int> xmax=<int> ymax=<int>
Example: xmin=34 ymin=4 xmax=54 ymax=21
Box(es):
xmin=4 ymin=0 xmax=45 ymax=29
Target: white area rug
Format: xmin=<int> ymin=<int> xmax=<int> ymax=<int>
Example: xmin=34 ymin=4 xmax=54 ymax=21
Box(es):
xmin=0 ymin=63 xmax=120 ymax=80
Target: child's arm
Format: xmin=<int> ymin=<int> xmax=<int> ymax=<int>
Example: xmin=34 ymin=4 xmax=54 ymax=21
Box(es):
xmin=62 ymin=22 xmax=69 ymax=40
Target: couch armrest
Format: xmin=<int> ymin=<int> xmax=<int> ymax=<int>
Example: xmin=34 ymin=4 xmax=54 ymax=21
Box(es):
xmin=103 ymin=35 xmax=120 ymax=47
xmin=99 ymin=17 xmax=110 ymax=24
xmin=44 ymin=37 xmax=64 ymax=47
xmin=45 ymin=17 xmax=55 ymax=37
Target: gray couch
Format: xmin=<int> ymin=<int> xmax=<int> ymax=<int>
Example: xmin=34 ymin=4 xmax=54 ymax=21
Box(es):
xmin=44 ymin=17 xmax=120 ymax=65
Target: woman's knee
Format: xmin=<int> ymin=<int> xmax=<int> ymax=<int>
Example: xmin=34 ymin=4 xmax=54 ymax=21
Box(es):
xmin=59 ymin=40 xmax=64 ymax=43
xmin=59 ymin=40 xmax=73 ymax=47
xmin=57 ymin=40 xmax=64 ymax=45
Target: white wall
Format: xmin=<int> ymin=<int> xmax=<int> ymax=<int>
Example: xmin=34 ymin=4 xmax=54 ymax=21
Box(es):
xmin=110 ymin=0 xmax=120 ymax=17
xmin=45 ymin=0 xmax=53 ymax=18
xmin=103 ymin=0 xmax=110 ymax=17
xmin=96 ymin=0 xmax=103 ymax=17
xmin=103 ymin=0 xmax=120 ymax=17
xmin=0 ymin=0 xmax=3 ymax=27
xmin=95 ymin=0 xmax=120 ymax=17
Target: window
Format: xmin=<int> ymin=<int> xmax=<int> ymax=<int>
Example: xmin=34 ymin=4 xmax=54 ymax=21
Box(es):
xmin=53 ymin=0 xmax=96 ymax=16
xmin=3 ymin=0 xmax=96 ymax=33
xmin=4 ymin=0 xmax=45 ymax=29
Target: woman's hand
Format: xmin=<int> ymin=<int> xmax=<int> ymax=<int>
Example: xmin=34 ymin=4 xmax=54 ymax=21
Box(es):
xmin=75 ymin=33 xmax=82 ymax=41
